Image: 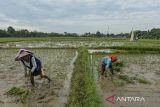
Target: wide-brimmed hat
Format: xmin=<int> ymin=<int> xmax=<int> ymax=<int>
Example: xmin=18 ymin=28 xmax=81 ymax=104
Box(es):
xmin=15 ymin=49 xmax=33 ymax=61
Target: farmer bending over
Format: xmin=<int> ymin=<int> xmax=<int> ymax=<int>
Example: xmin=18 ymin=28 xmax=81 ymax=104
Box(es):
xmin=15 ymin=49 xmax=51 ymax=86
xmin=100 ymin=55 xmax=118 ymax=79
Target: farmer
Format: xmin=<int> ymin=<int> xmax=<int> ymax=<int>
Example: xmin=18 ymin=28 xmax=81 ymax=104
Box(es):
xmin=15 ymin=49 xmax=51 ymax=86
xmin=99 ymin=55 xmax=118 ymax=79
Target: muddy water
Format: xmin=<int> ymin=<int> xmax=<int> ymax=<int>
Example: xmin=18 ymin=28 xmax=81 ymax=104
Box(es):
xmin=92 ymin=53 xmax=160 ymax=107
xmin=58 ymin=51 xmax=78 ymax=107
xmin=0 ymin=49 xmax=26 ymax=107
xmin=88 ymin=49 xmax=114 ymax=54
xmin=0 ymin=41 xmax=124 ymax=48
xmin=0 ymin=49 xmax=76 ymax=107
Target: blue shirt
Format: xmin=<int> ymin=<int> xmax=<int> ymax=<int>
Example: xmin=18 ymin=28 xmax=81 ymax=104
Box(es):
xmin=102 ymin=57 xmax=112 ymax=68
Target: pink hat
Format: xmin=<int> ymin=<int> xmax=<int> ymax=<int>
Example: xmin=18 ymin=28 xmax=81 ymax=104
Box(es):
xmin=15 ymin=49 xmax=33 ymax=61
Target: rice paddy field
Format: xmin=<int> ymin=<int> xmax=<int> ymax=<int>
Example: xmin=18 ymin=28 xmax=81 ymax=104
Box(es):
xmin=0 ymin=48 xmax=77 ymax=107
xmin=92 ymin=53 xmax=160 ymax=107
xmin=0 ymin=37 xmax=159 ymax=107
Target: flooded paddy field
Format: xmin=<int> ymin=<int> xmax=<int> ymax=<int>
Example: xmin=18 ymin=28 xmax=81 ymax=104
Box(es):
xmin=0 ymin=49 xmax=77 ymax=107
xmin=92 ymin=53 xmax=160 ymax=107
xmin=0 ymin=41 xmax=124 ymax=48
xmin=0 ymin=40 xmax=159 ymax=107
xmin=0 ymin=40 xmax=160 ymax=49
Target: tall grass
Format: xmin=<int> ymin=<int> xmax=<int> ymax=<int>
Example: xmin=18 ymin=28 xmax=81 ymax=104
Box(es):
xmin=66 ymin=47 xmax=102 ymax=107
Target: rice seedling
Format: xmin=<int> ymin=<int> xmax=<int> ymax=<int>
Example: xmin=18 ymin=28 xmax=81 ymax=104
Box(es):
xmin=107 ymin=45 xmax=160 ymax=53
xmin=138 ymin=78 xmax=151 ymax=84
xmin=113 ymin=79 xmax=126 ymax=87
xmin=6 ymin=87 xmax=32 ymax=103
xmin=118 ymin=75 xmax=135 ymax=84
xmin=0 ymin=48 xmax=76 ymax=106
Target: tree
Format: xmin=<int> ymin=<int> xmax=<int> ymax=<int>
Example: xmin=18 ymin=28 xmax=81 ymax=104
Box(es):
xmin=7 ymin=26 xmax=15 ymax=34
xmin=96 ymin=31 xmax=101 ymax=37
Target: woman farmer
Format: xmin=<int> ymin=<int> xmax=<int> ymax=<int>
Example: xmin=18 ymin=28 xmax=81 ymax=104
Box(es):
xmin=15 ymin=49 xmax=51 ymax=86
xmin=99 ymin=55 xmax=118 ymax=79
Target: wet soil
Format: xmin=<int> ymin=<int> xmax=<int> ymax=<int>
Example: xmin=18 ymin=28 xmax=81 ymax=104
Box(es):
xmin=0 ymin=49 xmax=76 ymax=107
xmin=92 ymin=53 xmax=160 ymax=107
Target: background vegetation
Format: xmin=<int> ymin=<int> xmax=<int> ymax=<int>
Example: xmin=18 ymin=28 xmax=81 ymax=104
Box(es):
xmin=0 ymin=26 xmax=160 ymax=39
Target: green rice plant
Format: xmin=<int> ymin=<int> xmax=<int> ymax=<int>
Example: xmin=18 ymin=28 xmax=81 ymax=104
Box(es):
xmin=118 ymin=75 xmax=135 ymax=84
xmin=138 ymin=78 xmax=151 ymax=84
xmin=113 ymin=61 xmax=124 ymax=67
xmin=113 ymin=67 xmax=121 ymax=72
xmin=107 ymin=45 xmax=160 ymax=52
xmin=113 ymin=79 xmax=125 ymax=87
xmin=7 ymin=87 xmax=26 ymax=95
xmin=6 ymin=87 xmax=32 ymax=103
xmin=113 ymin=61 xmax=124 ymax=72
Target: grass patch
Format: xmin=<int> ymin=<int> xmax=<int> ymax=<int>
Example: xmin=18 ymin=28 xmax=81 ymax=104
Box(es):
xmin=6 ymin=87 xmax=32 ymax=103
xmin=66 ymin=47 xmax=103 ymax=107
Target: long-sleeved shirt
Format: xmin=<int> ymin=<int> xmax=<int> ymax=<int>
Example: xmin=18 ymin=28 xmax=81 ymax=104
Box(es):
xmin=21 ymin=56 xmax=37 ymax=73
xmin=102 ymin=57 xmax=112 ymax=68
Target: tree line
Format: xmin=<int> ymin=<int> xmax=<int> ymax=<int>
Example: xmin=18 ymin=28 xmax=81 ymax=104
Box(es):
xmin=0 ymin=26 xmax=160 ymax=39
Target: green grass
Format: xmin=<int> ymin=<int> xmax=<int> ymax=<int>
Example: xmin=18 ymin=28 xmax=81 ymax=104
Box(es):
xmin=67 ymin=47 xmax=103 ymax=107
xmin=6 ymin=87 xmax=32 ymax=103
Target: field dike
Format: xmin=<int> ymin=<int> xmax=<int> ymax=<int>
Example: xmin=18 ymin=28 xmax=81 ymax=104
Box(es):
xmin=66 ymin=47 xmax=102 ymax=107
